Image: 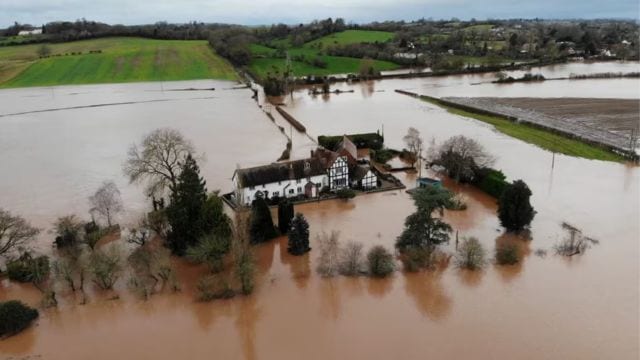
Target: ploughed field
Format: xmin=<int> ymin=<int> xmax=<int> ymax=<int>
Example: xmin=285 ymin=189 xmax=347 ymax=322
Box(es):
xmin=442 ymin=96 xmax=640 ymax=156
xmin=0 ymin=37 xmax=238 ymax=88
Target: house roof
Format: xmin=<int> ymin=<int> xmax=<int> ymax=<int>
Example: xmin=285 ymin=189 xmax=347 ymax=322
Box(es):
xmin=352 ymin=165 xmax=373 ymax=182
xmin=335 ymin=136 xmax=357 ymax=160
xmin=311 ymin=147 xmax=341 ymax=168
xmin=234 ymin=158 xmax=326 ymax=188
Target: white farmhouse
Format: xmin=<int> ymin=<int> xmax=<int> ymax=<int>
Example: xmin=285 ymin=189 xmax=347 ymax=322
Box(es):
xmin=232 ymin=142 xmax=378 ymax=206
xmin=232 ymin=157 xmax=328 ymax=206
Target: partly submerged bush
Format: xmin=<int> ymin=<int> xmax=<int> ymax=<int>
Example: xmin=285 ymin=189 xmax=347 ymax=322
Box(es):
xmin=455 ymin=237 xmax=487 ymax=270
xmin=400 ymin=246 xmax=435 ymax=272
xmin=0 ymin=300 xmax=39 ymax=337
xmin=196 ymin=274 xmax=235 ymax=301
xmin=367 ymin=246 xmax=395 ymax=277
xmin=6 ymin=254 xmax=50 ymax=283
xmin=495 ymin=243 xmax=520 ymax=265
xmin=336 ymin=188 xmax=356 ymax=200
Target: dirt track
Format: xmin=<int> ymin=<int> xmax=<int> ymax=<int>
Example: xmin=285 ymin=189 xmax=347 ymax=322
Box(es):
xmin=443 ymin=97 xmax=640 ymax=153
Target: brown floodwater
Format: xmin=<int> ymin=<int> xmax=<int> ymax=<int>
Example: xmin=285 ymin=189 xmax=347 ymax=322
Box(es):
xmin=1 ymin=62 xmax=639 ymax=359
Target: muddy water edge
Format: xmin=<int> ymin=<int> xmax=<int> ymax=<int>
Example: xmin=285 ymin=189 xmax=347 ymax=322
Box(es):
xmin=0 ymin=63 xmax=639 ymax=359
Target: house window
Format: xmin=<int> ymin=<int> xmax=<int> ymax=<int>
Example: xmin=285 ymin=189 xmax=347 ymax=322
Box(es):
xmin=296 ymin=179 xmax=301 ymax=184
xmin=316 ymin=183 xmax=321 ymax=188
xmin=297 ymin=187 xmax=302 ymax=193
xmin=304 ymin=161 xmax=310 ymax=170
xmin=273 ymin=191 xmax=279 ymax=197
xmin=249 ymin=186 xmax=255 ymax=190
xmin=262 ymin=184 xmax=266 ymax=188
xmin=288 ymin=189 xmax=295 ymax=195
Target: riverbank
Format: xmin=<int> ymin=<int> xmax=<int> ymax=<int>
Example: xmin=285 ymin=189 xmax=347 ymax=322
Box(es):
xmin=395 ymin=90 xmax=633 ymax=162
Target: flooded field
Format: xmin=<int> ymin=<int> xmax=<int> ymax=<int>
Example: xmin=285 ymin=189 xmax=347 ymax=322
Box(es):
xmin=1 ymin=62 xmax=639 ymax=359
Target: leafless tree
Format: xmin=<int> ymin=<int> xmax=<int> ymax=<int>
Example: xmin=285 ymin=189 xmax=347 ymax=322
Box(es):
xmin=89 ymin=181 xmax=123 ymax=228
xmin=128 ymin=245 xmax=176 ymax=299
xmin=403 ymin=127 xmax=423 ymax=168
xmin=433 ymin=135 xmax=495 ymax=182
xmin=125 ymin=214 xmax=153 ymax=246
xmin=316 ymin=231 xmax=341 ymax=277
xmin=0 ymin=208 xmax=39 ymax=258
xmin=123 ymin=128 xmax=195 ymax=195
xmin=53 ymin=246 xmax=87 ymax=293
xmin=554 ymin=222 xmax=599 ymax=256
xmin=88 ymin=245 xmax=123 ymax=290
xmin=339 ymin=241 xmax=365 ymax=276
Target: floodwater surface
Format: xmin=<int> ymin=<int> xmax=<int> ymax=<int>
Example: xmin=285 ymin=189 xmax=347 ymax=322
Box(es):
xmin=0 ymin=62 xmax=639 ymax=359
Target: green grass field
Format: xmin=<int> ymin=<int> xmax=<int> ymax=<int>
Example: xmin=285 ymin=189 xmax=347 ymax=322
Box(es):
xmin=304 ymin=30 xmax=395 ymax=48
xmin=0 ymin=37 xmax=238 ymax=88
xmin=423 ymin=98 xmax=625 ymax=162
xmin=248 ymin=30 xmax=399 ymax=78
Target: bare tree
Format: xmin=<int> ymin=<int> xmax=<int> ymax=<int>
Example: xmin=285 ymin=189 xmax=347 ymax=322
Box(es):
xmin=0 ymin=209 xmax=39 ymax=258
xmin=88 ymin=245 xmax=123 ymax=290
xmin=554 ymin=222 xmax=599 ymax=256
xmin=403 ymin=127 xmax=423 ymax=168
xmin=339 ymin=241 xmax=365 ymax=276
xmin=89 ymin=181 xmax=123 ymax=228
xmin=316 ymin=231 xmax=341 ymax=277
xmin=433 ymin=135 xmax=495 ymax=182
xmin=123 ymin=128 xmax=195 ymax=195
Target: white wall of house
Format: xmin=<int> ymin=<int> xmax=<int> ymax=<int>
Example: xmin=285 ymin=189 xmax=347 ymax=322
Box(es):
xmin=235 ymin=174 xmax=328 ymax=206
xmin=328 ymin=157 xmax=349 ymax=190
xmin=18 ymin=29 xmax=42 ymax=36
xmin=361 ymin=170 xmax=377 ymax=190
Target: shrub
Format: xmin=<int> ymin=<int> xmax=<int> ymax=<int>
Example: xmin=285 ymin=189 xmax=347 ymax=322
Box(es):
xmin=0 ymin=300 xmax=39 ymax=337
xmin=234 ymin=246 xmax=254 ymax=295
xmin=196 ymin=275 xmax=235 ymax=301
xmin=88 ymin=246 xmax=122 ymax=290
xmin=53 ymin=215 xmax=83 ymax=248
xmin=473 ymin=167 xmax=509 ymax=198
xmin=495 ymin=243 xmax=520 ymax=265
xmin=6 ymin=254 xmax=50 ymax=283
xmin=287 ymin=213 xmax=311 ymax=255
xmin=370 ymin=148 xmax=398 ymax=163
xmin=400 ymin=247 xmax=435 ymax=272
xmin=455 ymin=237 xmax=487 ymax=270
xmin=367 ymin=246 xmax=395 ymax=277
xmin=186 ymin=235 xmax=230 ymax=273
xmin=336 ymin=188 xmax=356 ymax=200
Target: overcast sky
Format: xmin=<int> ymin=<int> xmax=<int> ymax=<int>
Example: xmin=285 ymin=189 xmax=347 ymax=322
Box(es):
xmin=2 ymin=0 xmax=638 ymax=28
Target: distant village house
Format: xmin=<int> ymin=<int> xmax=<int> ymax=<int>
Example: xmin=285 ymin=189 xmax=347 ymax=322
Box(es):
xmin=18 ymin=28 xmax=42 ymax=36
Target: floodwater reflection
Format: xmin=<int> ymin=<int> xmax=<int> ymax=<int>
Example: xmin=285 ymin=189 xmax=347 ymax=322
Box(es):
xmin=403 ymin=271 xmax=452 ymax=321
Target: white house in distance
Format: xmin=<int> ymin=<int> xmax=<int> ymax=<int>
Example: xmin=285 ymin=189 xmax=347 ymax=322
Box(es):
xmin=232 ymin=136 xmax=378 ymax=206
xmin=18 ymin=28 xmax=43 ymax=36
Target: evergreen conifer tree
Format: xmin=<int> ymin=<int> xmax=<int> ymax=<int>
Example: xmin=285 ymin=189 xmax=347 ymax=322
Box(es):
xmin=287 ymin=213 xmax=310 ymax=255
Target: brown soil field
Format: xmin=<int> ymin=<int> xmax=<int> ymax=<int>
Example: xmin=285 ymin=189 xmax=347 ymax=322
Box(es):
xmin=443 ymin=97 xmax=640 ymax=152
